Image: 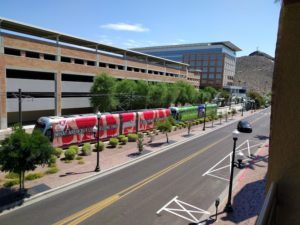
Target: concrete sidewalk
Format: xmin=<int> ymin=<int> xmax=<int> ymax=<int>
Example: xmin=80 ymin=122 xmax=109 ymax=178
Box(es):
xmin=202 ymin=142 xmax=269 ymax=225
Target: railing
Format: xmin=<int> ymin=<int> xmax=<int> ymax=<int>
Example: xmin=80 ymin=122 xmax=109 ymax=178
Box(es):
xmin=256 ymin=182 xmax=277 ymax=225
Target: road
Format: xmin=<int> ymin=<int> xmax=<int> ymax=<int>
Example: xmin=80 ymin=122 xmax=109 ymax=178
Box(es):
xmin=0 ymin=109 xmax=270 ymax=225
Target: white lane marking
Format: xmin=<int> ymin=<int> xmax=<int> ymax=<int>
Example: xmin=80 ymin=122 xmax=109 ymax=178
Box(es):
xmin=156 ymin=196 xmax=210 ymax=223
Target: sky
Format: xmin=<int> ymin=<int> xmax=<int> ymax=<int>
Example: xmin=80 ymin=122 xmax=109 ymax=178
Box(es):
xmin=0 ymin=0 xmax=281 ymax=57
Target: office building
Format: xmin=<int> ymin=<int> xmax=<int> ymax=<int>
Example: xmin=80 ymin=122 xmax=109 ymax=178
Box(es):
xmin=133 ymin=42 xmax=241 ymax=89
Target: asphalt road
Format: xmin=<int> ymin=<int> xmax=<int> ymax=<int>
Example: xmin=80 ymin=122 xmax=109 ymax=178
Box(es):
xmin=0 ymin=109 xmax=270 ymax=225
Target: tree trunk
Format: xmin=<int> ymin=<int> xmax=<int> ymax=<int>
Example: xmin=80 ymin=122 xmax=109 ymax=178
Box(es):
xmin=166 ymin=133 xmax=169 ymax=143
xmin=19 ymin=171 xmax=22 ymax=190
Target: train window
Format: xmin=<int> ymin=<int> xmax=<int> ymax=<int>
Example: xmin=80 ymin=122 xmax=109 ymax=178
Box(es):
xmin=34 ymin=122 xmax=45 ymax=133
xmin=45 ymin=128 xmax=53 ymax=142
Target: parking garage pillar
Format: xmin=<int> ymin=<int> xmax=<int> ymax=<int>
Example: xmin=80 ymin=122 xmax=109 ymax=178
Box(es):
xmin=55 ymin=72 xmax=62 ymax=116
xmin=0 ymin=57 xmax=7 ymax=129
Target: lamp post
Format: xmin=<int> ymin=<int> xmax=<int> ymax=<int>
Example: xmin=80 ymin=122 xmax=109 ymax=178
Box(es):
xmin=203 ymin=103 xmax=207 ymax=131
xmin=224 ymin=129 xmax=239 ymax=213
xmin=93 ymin=111 xmax=101 ymax=172
xmin=241 ymin=99 xmax=244 ymax=117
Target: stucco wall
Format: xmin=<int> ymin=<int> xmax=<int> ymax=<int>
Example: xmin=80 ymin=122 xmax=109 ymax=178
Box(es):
xmin=267 ymin=2 xmax=300 ymax=224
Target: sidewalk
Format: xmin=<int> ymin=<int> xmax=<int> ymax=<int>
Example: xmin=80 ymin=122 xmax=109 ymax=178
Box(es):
xmin=0 ymin=109 xmax=266 ymax=213
xmin=203 ymin=142 xmax=269 ymax=225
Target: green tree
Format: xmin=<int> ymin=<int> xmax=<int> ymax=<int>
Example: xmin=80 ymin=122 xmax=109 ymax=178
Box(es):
xmin=208 ymin=111 xmax=217 ymax=127
xmin=218 ymin=113 xmax=223 ymax=124
xmin=90 ymin=72 xmax=118 ymax=112
xmin=247 ymin=90 xmax=265 ymax=108
xmin=156 ymin=120 xmax=172 ymax=143
xmin=0 ymin=126 xmax=53 ymax=190
xmin=204 ymin=86 xmax=218 ymax=100
xmin=137 ymin=133 xmax=144 ymax=154
xmin=175 ymin=81 xmax=197 ymax=105
xmin=164 ymin=83 xmax=179 ymax=107
xmin=148 ymin=83 xmax=167 ymax=108
xmin=115 ymin=79 xmax=137 ymax=110
xmin=132 ymin=80 xmax=150 ymax=109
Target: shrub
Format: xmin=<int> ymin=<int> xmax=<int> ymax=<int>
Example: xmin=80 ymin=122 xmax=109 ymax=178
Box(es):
xmin=5 ymin=172 xmax=19 ymax=179
xmin=3 ymin=179 xmax=19 ymax=188
xmin=81 ymin=143 xmax=92 ymax=156
xmin=53 ymin=147 xmax=63 ymax=158
xmin=117 ymin=135 xmax=126 ymax=141
xmin=49 ymin=155 xmax=57 ymax=166
xmin=64 ymin=160 xmax=72 ymax=164
xmin=109 ymin=138 xmax=119 ymax=147
xmin=64 ymin=148 xmax=77 ymax=160
xmin=76 ymin=156 xmax=83 ymax=160
xmin=25 ymin=172 xmax=44 ymax=181
xmin=45 ymin=167 xmax=59 ymax=174
xmin=78 ymin=160 xmax=85 ymax=164
xmin=128 ymin=133 xmax=138 ymax=142
xmin=69 ymin=145 xmax=79 ymax=154
xmin=120 ymin=136 xmax=128 ymax=144
xmin=94 ymin=141 xmax=105 ymax=152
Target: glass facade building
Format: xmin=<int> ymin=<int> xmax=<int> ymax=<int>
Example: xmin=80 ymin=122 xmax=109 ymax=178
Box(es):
xmin=133 ymin=42 xmax=241 ymax=89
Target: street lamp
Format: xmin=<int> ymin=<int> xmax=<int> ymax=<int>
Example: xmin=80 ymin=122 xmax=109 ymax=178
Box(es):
xmin=224 ymin=129 xmax=239 ymax=213
xmin=93 ymin=111 xmax=101 ymax=172
xmin=203 ymin=103 xmax=207 ymax=131
xmin=241 ymin=99 xmax=244 ymax=117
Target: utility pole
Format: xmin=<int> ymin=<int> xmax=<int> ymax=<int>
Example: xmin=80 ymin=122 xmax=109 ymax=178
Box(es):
xmin=18 ymin=88 xmax=22 ymax=126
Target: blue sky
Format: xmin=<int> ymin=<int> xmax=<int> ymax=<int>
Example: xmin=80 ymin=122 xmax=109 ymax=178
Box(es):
xmin=0 ymin=0 xmax=281 ymax=57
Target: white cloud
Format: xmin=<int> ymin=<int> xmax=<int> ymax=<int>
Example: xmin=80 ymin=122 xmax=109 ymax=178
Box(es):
xmin=100 ymin=23 xmax=149 ymax=32
xmin=98 ymin=35 xmax=114 ymax=45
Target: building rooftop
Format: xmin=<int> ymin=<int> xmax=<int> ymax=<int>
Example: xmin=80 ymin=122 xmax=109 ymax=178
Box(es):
xmin=0 ymin=17 xmax=188 ymax=67
xmin=132 ymin=41 xmax=242 ymax=52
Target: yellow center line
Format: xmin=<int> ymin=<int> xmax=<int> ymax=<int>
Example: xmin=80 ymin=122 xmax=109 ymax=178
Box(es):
xmin=54 ymin=113 xmax=268 ymax=225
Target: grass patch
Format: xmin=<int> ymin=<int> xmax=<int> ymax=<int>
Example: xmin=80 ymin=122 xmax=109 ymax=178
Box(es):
xmin=25 ymin=172 xmax=44 ymax=181
xmin=3 ymin=179 xmax=19 ymax=188
xmin=45 ymin=167 xmax=59 ymax=174
xmin=5 ymin=172 xmax=19 ymax=179
xmin=76 ymin=156 xmax=83 ymax=160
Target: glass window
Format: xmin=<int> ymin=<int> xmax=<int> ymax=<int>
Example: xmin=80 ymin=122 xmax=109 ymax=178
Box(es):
xmin=216 ymin=67 xmax=222 ymax=72
xmin=217 ymin=61 xmax=223 ymax=66
xmin=202 ymin=73 xmax=208 ymax=78
xmin=202 ymin=67 xmax=208 ymax=72
xmin=209 ymin=74 xmax=214 ymax=79
xmin=209 ymin=67 xmax=215 ymax=72
xmin=210 ymin=55 xmax=216 ymax=60
xmin=210 ymin=60 xmax=215 ymax=66
xmin=216 ymin=73 xmax=222 ymax=79
xmin=190 ymin=54 xmax=196 ymax=60
xmin=203 ymin=61 xmax=208 ymax=66
xmin=196 ymin=61 xmax=202 ymax=66
xmin=202 ymin=55 xmax=208 ymax=60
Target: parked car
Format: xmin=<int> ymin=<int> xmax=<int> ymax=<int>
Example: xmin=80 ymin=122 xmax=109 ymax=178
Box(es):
xmin=237 ymin=120 xmax=252 ymax=133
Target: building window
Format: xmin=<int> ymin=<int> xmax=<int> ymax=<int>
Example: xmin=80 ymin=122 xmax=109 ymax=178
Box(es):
xmin=99 ymin=62 xmax=106 ymax=67
xmin=209 ymin=74 xmax=214 ymax=79
xmin=61 ymin=56 xmax=72 ymax=63
xmin=209 ymin=67 xmax=215 ymax=73
xmin=44 ymin=54 xmax=56 ymax=61
xmin=109 ymin=64 xmax=116 ymax=69
xmin=26 ymin=51 xmax=40 ymax=59
xmin=203 ymin=61 xmax=208 ymax=66
xmin=216 ymin=73 xmax=222 ymax=79
xmin=87 ymin=60 xmax=96 ymax=66
xmin=74 ymin=58 xmax=84 ymax=64
xmin=202 ymin=73 xmax=208 ymax=79
xmin=4 ymin=47 xmax=21 ymax=56
xmin=118 ymin=65 xmax=124 ymax=70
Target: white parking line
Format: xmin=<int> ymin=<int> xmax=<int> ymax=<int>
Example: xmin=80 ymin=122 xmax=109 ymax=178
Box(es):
xmin=156 ymin=196 xmax=210 ymax=223
xmin=202 ymin=139 xmax=264 ymax=181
